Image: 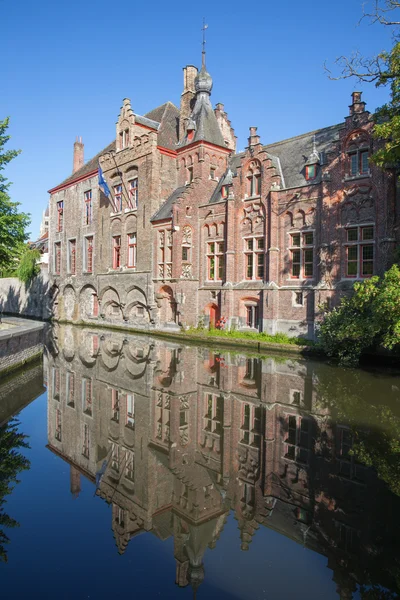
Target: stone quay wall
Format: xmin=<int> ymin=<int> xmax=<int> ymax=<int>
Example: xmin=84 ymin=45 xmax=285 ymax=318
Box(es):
xmin=0 ymin=273 xmax=51 ymax=320
xmin=0 ymin=318 xmax=45 ymax=377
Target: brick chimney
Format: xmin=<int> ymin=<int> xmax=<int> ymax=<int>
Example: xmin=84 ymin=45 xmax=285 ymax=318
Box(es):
xmin=73 ymin=136 xmax=84 ymax=173
xmin=179 ymin=65 xmax=198 ymax=140
xmin=349 ymin=91 xmax=366 ymax=115
xmin=248 ymin=126 xmax=260 ymax=147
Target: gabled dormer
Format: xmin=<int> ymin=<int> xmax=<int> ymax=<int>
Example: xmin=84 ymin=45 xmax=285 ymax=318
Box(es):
xmin=116 ymin=98 xmax=135 ymax=151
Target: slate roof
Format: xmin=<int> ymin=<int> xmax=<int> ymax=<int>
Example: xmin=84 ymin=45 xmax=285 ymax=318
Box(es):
xmin=263 ymin=123 xmax=344 ymax=188
xmin=177 ymin=93 xmax=225 ymax=149
xmin=145 ymin=102 xmax=180 ymax=150
xmin=51 ymin=140 xmax=116 ymax=190
xmin=151 ymin=186 xmax=187 ymax=222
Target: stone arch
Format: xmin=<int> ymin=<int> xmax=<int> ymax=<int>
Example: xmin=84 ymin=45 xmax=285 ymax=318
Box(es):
xmin=156 ymin=285 xmax=177 ymax=324
xmin=204 ymin=224 xmax=210 ymax=237
xmin=79 ymin=284 xmax=99 ymax=320
xmin=99 ymin=286 xmax=122 ymax=321
xmin=305 ymin=208 xmax=316 ymax=227
xmin=204 ymin=302 xmax=220 ymax=329
xmin=285 ymin=211 xmax=294 ymax=227
xmin=63 ymin=284 xmax=77 ymax=321
xmin=240 ymin=296 xmax=260 ymax=329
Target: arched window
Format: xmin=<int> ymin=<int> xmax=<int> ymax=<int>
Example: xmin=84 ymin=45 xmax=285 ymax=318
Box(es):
xmin=346 ymin=134 xmax=370 ymax=177
xmin=246 ymin=161 xmax=261 ymax=197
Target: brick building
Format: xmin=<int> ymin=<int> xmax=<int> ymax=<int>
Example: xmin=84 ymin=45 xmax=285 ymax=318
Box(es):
xmin=48 ymin=51 xmax=397 ymax=339
xmin=46 ymin=325 xmax=400 ymax=597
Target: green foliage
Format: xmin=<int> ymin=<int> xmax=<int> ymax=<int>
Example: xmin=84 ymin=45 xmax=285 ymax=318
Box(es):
xmin=318 ymin=265 xmax=400 ymax=365
xmin=0 ymin=418 xmax=30 ymax=562
xmin=0 ymin=118 xmax=30 ymax=276
xmin=185 ymin=326 xmax=310 ymax=346
xmin=15 ymin=246 xmax=40 ymax=283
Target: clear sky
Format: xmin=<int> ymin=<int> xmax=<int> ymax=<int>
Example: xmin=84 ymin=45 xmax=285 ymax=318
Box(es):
xmin=2 ymin=0 xmax=394 ymax=239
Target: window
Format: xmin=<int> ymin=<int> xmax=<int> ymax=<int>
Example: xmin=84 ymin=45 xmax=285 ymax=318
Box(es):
xmin=91 ymin=293 xmax=99 ymax=317
xmin=285 ymin=415 xmax=310 ymax=464
xmin=245 ymin=237 xmax=265 ymax=280
xmin=125 ymin=233 xmax=137 ymax=268
xmin=221 ymin=185 xmax=229 ymax=198
xmin=245 ymin=304 xmax=259 ymax=328
xmin=349 ymin=148 xmax=369 ymax=177
xmin=52 ymin=368 xmax=60 ymax=400
xmin=240 ymin=403 xmax=261 ymax=447
xmin=305 ymin=164 xmax=317 ymax=180
xmin=120 ymin=129 xmax=129 ymax=150
xmin=57 ymin=201 xmax=64 ymax=232
xmin=54 ymin=242 xmax=61 ymax=275
xmin=187 ymin=166 xmax=193 ymax=184
xmin=345 ymin=225 xmax=374 ymax=278
xmin=84 ymin=236 xmax=93 ymax=273
xmin=128 ymin=178 xmax=138 ymax=209
xmin=82 ymin=423 xmax=90 ymax=458
xmin=204 ymin=393 xmax=223 ymax=435
xmin=207 ymin=241 xmax=225 ymax=281
xmin=113 ymin=235 xmax=121 ymax=269
xmin=68 ymin=239 xmax=76 ymax=275
xmin=158 ymin=230 xmax=172 ymax=279
xmin=113 ymin=185 xmax=122 ymax=212
xmin=126 ymin=394 xmax=135 ymax=428
xmin=289 ymin=232 xmax=314 ymax=278
xmin=111 ymin=443 xmax=119 ymax=472
xmin=84 ymin=190 xmax=92 ymax=225
xmin=294 ymin=291 xmax=303 ymax=306
xmin=82 ymin=378 xmax=93 ymax=416
xmin=246 ymin=167 xmax=261 ymax=197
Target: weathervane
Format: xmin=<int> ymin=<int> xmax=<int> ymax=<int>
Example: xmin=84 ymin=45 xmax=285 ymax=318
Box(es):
xmin=201 ymin=18 xmax=208 ymax=69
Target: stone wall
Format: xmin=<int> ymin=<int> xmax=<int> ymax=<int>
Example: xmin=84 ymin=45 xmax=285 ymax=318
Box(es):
xmin=0 ymin=273 xmax=51 ymax=320
xmin=0 ymin=319 xmax=44 ymax=377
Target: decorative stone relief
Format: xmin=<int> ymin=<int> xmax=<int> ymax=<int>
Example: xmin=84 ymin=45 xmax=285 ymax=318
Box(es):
xmin=181 ymin=264 xmax=192 ymax=279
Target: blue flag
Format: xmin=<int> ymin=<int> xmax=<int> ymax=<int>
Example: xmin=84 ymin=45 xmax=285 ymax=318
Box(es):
xmin=98 ymin=164 xmax=111 ymax=199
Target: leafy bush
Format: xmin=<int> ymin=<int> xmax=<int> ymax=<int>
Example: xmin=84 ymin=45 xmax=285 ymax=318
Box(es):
xmin=15 ymin=246 xmax=40 ymax=283
xmin=318 ymin=265 xmax=400 ymax=365
xmin=185 ymin=326 xmax=309 ymax=346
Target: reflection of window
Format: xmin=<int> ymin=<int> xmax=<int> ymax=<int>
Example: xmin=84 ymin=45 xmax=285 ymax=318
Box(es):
xmin=82 ymin=378 xmax=93 ymax=416
xmin=66 ymin=372 xmax=75 ymax=408
xmin=335 ymin=521 xmax=360 ymax=555
xmin=289 ymin=232 xmax=314 ymax=278
xmin=245 ymin=237 xmax=264 ymax=280
xmin=54 ymin=242 xmax=61 ymax=275
xmin=241 ymin=403 xmax=261 ymax=447
xmin=125 ymin=450 xmax=134 ymax=481
xmin=126 ymin=394 xmax=134 ymax=428
xmin=52 ymin=368 xmax=60 ymax=400
xmin=242 ymin=358 xmax=259 ymax=386
xmin=111 ymin=443 xmax=119 ymax=472
xmin=207 ymin=241 xmax=224 ymax=281
xmin=55 ymin=409 xmax=62 ymax=441
xmin=285 ymin=415 xmax=310 ymax=463
xmin=345 ymin=225 xmax=374 ymax=278
xmin=204 ymin=393 xmax=223 ymax=434
xmin=82 ymin=423 xmax=90 ymax=458
xmin=112 ymin=389 xmax=120 ymax=422
xmin=337 ymin=427 xmax=365 ymax=481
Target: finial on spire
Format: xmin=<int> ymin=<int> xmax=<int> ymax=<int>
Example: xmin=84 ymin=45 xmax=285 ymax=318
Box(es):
xmin=312 ymin=134 xmax=317 ymax=155
xmin=201 ymin=18 xmax=208 ymax=70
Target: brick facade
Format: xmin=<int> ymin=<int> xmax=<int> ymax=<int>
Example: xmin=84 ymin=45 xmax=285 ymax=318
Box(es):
xmin=48 ymin=61 xmax=398 ymax=339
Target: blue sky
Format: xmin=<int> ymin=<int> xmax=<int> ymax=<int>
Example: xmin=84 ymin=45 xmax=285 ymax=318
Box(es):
xmin=2 ymin=0 xmax=394 ymax=239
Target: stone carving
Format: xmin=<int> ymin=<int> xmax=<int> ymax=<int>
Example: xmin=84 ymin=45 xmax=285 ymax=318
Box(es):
xmin=181 ymin=264 xmax=192 ymax=279
xmin=237 ymin=446 xmax=260 ymax=482
xmin=182 ymin=225 xmax=192 ymax=245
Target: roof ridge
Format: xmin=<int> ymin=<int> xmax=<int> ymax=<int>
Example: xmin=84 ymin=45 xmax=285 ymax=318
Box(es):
xmin=145 ymin=100 xmax=178 ymax=118
xmin=263 ymin=122 xmax=344 ymax=149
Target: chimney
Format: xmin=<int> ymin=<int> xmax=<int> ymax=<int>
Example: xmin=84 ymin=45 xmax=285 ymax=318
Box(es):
xmin=248 ymin=126 xmax=260 ymax=147
xmin=349 ymin=91 xmax=366 ymax=116
xmin=179 ymin=65 xmax=198 ymax=140
xmin=73 ymin=136 xmax=84 ymax=173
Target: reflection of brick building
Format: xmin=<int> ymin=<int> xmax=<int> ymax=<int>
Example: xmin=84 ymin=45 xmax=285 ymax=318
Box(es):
xmin=48 ymin=46 xmax=397 ymax=340
xmin=46 ymin=325 xmax=400 ymax=597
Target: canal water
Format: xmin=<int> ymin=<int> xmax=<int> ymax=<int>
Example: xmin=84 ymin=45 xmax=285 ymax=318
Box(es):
xmin=1 ymin=324 xmax=400 ymax=599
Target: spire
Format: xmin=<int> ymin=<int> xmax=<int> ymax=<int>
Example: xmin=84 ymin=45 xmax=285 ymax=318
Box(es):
xmin=201 ymin=18 xmax=208 ymax=70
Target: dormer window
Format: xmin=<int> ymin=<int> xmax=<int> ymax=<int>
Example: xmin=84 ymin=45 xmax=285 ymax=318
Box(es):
xmin=349 ymin=149 xmax=369 ymax=176
xmin=187 ymin=130 xmax=194 ymax=142
xmin=305 ymin=164 xmax=317 ymax=180
xmin=221 ymin=185 xmax=229 ymax=199
xmin=120 ymin=129 xmax=129 ymax=150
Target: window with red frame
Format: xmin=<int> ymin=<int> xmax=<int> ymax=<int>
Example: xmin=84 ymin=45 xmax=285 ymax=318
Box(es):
xmin=128 ymin=178 xmax=138 ymax=209
xmin=345 ymin=225 xmax=374 ymax=278
xmin=68 ymin=239 xmax=76 ymax=274
xmin=207 ymin=241 xmax=224 ymax=281
xmin=245 ymin=237 xmax=265 ymax=280
xmin=54 ymin=242 xmax=61 ymax=275
xmin=84 ymin=190 xmax=92 ymax=225
xmin=240 ymin=403 xmax=261 ymax=447
xmin=113 ymin=185 xmax=123 ymax=212
xmin=289 ymin=232 xmax=314 ymax=278
xmin=85 ymin=236 xmax=93 ymax=273
xmin=57 ymin=201 xmax=64 ymax=232
xmin=113 ymin=235 xmax=121 ymax=268
xmin=127 ymin=233 xmax=137 ymax=268
xmin=305 ymin=164 xmax=317 ymax=180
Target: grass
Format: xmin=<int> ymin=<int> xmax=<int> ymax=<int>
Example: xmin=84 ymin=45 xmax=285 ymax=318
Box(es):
xmin=184 ymin=327 xmax=311 ymax=347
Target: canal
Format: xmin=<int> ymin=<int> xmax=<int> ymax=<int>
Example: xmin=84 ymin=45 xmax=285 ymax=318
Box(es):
xmin=1 ymin=323 xmax=400 ymax=599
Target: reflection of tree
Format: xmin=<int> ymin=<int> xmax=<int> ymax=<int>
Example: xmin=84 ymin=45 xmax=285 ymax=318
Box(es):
xmin=0 ymin=418 xmax=30 ymax=562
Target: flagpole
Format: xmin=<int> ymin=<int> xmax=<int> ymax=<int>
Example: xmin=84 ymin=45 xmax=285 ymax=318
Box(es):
xmin=100 ymin=151 xmax=131 ymax=210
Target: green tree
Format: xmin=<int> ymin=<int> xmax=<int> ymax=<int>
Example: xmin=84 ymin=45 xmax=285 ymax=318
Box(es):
xmin=0 ymin=118 xmax=30 ymax=276
xmin=318 ymin=264 xmax=400 ymax=365
xmin=326 ymin=1 xmax=400 ymax=169
xmin=15 ymin=245 xmax=41 ymax=283
xmin=0 ymin=418 xmax=30 ymax=562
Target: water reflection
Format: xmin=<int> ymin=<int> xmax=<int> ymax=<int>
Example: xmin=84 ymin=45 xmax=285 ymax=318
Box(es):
xmin=46 ymin=325 xmax=400 ymax=598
